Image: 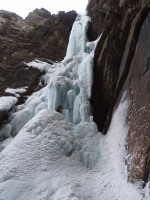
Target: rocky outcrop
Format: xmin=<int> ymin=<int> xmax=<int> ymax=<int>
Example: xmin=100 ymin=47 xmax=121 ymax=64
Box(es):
xmin=0 ymin=8 xmax=77 ymax=125
xmin=25 ymin=8 xmax=77 ymax=61
xmin=87 ymin=0 xmax=150 ymax=186
xmin=0 ymin=8 xmax=76 ymax=96
xmin=0 ymin=8 xmax=77 ymax=66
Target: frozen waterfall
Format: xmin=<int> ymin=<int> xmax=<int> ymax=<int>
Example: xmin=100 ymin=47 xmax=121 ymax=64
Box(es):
xmin=47 ymin=14 xmax=97 ymax=124
xmin=0 ymin=13 xmax=149 ymax=200
xmin=0 ymin=14 xmax=98 ymax=139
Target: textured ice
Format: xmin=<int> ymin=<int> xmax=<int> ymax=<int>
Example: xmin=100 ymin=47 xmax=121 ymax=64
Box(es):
xmin=0 ymin=13 xmax=149 ymax=200
xmin=66 ymin=15 xmax=90 ymax=58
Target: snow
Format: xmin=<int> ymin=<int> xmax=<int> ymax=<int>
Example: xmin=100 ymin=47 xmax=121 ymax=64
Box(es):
xmin=5 ymin=87 xmax=28 ymax=98
xmin=0 ymin=13 xmax=149 ymax=200
xmin=27 ymin=59 xmax=50 ymax=72
xmin=0 ymin=96 xmax=17 ymax=111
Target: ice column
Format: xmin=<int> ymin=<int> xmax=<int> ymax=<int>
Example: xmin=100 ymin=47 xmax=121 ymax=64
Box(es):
xmin=47 ymin=14 xmax=97 ymax=124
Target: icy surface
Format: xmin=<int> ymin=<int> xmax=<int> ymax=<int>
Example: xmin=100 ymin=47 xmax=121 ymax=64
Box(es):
xmin=0 ymin=95 xmax=147 ymax=200
xmin=5 ymin=87 xmax=28 ymax=98
xmin=66 ymin=15 xmax=89 ymax=58
xmin=0 ymin=96 xmax=17 ymax=111
xmin=0 ymin=14 xmax=149 ymax=199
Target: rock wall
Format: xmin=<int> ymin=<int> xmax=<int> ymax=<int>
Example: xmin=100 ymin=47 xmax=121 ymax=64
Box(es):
xmin=87 ymin=0 xmax=150 ymax=185
xmin=127 ymin=12 xmax=150 ymax=186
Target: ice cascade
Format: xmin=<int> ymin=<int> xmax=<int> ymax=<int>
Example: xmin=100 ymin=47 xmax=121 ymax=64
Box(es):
xmin=0 ymin=14 xmax=100 ymax=167
xmin=46 ymin=14 xmax=98 ymax=124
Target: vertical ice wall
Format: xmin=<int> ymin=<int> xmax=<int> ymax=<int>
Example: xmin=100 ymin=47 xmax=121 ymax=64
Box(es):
xmin=47 ymin=14 xmax=98 ymax=124
xmin=66 ymin=15 xmax=89 ymax=58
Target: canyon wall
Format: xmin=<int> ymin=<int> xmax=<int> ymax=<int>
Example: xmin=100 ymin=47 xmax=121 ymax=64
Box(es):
xmin=87 ymin=0 xmax=150 ymax=186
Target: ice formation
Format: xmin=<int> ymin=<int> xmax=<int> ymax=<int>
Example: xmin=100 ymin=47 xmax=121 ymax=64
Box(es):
xmin=0 ymin=14 xmax=149 ymax=200
xmin=1 ymin=14 xmax=98 ymax=139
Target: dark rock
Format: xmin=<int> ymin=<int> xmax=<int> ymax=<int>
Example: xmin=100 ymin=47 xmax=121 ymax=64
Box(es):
xmin=0 ymin=62 xmax=44 ymax=97
xmin=0 ymin=110 xmax=9 ymax=125
xmin=58 ymin=10 xmax=77 ymax=25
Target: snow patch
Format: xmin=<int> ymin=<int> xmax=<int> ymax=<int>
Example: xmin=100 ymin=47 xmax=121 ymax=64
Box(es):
xmin=27 ymin=59 xmax=50 ymax=72
xmin=5 ymin=87 xmax=28 ymax=98
xmin=0 ymin=96 xmax=17 ymax=111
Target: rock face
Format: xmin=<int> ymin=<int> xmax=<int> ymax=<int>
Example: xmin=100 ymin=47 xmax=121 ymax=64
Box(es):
xmin=87 ymin=0 xmax=150 ymax=186
xmin=0 ymin=8 xmax=77 ymax=95
xmin=0 ymin=8 xmax=77 ymax=66
xmin=0 ymin=8 xmax=77 ymax=125
xmin=0 ymin=8 xmax=77 ymax=96
xmin=127 ymin=13 xmax=150 ymax=186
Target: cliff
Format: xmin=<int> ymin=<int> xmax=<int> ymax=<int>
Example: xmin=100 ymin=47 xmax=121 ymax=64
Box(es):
xmin=87 ymin=0 xmax=150 ymax=186
xmin=0 ymin=8 xmax=77 ymax=97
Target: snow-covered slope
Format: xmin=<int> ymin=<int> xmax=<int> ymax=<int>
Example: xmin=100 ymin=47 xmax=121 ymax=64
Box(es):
xmin=0 ymin=14 xmax=149 ymax=200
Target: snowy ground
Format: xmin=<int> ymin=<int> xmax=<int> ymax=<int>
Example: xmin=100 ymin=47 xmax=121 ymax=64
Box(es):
xmin=0 ymin=96 xmax=147 ymax=200
xmin=0 ymin=13 xmax=149 ymax=200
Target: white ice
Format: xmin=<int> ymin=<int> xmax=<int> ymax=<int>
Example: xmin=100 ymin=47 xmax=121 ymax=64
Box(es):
xmin=0 ymin=13 xmax=149 ymax=200
xmin=0 ymin=96 xmax=17 ymax=111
